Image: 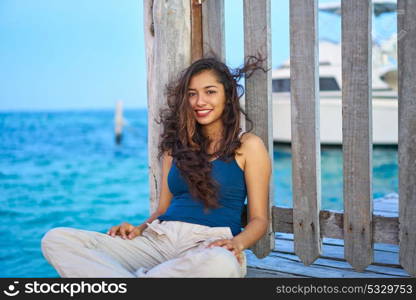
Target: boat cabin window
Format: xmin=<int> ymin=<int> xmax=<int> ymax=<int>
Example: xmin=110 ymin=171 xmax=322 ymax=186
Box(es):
xmin=319 ymin=77 xmax=340 ymax=91
xmin=272 ymin=77 xmax=340 ymax=92
xmin=272 ymin=79 xmax=291 ymax=92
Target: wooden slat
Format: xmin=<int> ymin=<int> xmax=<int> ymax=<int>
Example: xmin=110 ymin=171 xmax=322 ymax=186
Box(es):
xmin=289 ymin=0 xmax=321 ymax=265
xmin=398 ymin=0 xmax=416 ymax=277
xmin=245 ymin=233 xmax=411 ymax=277
xmin=341 ymin=0 xmax=373 ymax=272
xmin=144 ymin=0 xmax=191 ymax=213
xmin=272 ymin=207 xmax=399 ymax=245
xmin=246 ymin=266 xmax=306 ymax=278
xmin=269 ymin=251 xmax=408 ymax=277
xmin=246 ymin=250 xmax=404 ymax=278
xmin=243 ymin=0 xmax=274 ymax=258
xmin=201 ymin=0 xmax=225 ymax=61
xmin=274 ymin=233 xmax=401 ymax=267
xmin=191 ymin=0 xmax=203 ymax=62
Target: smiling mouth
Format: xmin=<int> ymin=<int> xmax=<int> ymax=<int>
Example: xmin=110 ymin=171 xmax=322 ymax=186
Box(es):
xmin=195 ymin=109 xmax=213 ymax=118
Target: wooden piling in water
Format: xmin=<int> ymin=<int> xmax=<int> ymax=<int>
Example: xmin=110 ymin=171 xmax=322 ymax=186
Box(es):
xmin=114 ymin=100 xmax=123 ymax=144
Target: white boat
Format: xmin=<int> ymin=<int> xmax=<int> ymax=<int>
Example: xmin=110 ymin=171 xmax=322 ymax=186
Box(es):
xmin=273 ymin=0 xmax=398 ymax=145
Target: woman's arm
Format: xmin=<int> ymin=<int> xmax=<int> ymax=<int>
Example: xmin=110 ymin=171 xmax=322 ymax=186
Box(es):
xmin=207 ymin=134 xmax=271 ymax=258
xmin=232 ymin=134 xmax=271 ymax=249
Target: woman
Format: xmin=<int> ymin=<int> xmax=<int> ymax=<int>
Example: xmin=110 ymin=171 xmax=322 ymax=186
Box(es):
xmin=41 ymin=56 xmax=272 ymax=278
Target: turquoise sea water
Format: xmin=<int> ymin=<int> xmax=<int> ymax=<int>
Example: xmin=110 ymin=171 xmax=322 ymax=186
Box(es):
xmin=0 ymin=109 xmax=398 ymax=277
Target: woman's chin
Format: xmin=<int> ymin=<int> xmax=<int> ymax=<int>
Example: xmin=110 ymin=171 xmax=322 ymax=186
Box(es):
xmin=195 ymin=117 xmax=213 ymax=125
xmin=196 ymin=120 xmax=210 ymax=126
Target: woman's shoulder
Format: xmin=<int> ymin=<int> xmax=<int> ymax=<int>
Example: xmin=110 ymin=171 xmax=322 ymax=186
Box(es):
xmin=236 ymin=132 xmax=268 ymax=170
xmin=240 ymin=132 xmax=266 ymax=149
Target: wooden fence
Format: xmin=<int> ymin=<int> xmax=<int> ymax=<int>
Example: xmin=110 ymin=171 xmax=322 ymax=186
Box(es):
xmin=143 ymin=0 xmax=416 ymax=277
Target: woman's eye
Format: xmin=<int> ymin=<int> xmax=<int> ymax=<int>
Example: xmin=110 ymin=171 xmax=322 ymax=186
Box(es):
xmin=207 ymin=90 xmax=216 ymax=94
xmin=188 ymin=93 xmax=196 ymax=97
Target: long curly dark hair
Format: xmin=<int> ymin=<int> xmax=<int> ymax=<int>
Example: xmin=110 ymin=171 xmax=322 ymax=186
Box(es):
xmin=156 ymin=55 xmax=266 ymax=209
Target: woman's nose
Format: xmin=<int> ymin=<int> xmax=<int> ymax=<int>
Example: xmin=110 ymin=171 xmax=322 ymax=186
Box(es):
xmin=195 ymin=93 xmax=207 ymax=106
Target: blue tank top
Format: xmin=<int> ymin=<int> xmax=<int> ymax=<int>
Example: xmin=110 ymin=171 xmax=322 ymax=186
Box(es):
xmin=158 ymin=155 xmax=247 ymax=236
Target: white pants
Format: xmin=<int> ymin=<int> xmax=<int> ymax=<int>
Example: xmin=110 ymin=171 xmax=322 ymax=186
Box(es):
xmin=41 ymin=219 xmax=247 ymax=278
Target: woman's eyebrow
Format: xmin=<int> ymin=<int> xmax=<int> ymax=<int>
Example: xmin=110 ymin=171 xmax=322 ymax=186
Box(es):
xmin=188 ymin=85 xmax=218 ymax=90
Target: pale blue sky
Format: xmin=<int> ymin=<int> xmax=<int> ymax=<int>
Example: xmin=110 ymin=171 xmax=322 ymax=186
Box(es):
xmin=0 ymin=0 xmax=394 ymax=111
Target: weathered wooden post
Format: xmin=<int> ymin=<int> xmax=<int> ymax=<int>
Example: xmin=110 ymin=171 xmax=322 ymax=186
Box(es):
xmin=143 ymin=0 xmax=191 ymax=213
xmin=243 ymin=0 xmax=274 ymax=258
xmin=290 ymin=0 xmax=322 ymax=265
xmin=342 ymin=0 xmax=373 ymax=271
xmin=398 ymin=0 xmax=416 ymax=277
xmin=202 ymin=0 xmax=225 ymax=61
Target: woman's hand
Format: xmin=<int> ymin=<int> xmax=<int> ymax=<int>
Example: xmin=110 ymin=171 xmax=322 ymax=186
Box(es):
xmin=107 ymin=222 xmax=144 ymax=239
xmin=206 ymin=239 xmax=245 ymax=264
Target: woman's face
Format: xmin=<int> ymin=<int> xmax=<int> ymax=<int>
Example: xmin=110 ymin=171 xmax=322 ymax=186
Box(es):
xmin=187 ymin=70 xmax=226 ymax=127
